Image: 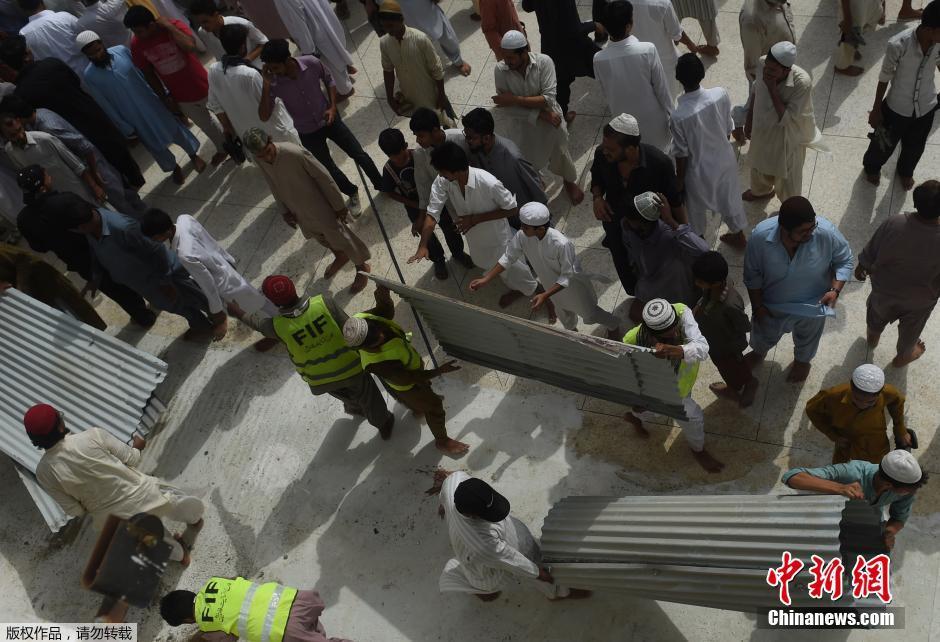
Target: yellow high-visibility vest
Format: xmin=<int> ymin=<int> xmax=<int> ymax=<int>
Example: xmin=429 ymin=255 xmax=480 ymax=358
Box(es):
xmin=194 ymin=577 xmax=297 ymax=642
xmin=623 ymin=303 xmax=699 ymax=397
xmin=273 ymin=295 xmax=362 ymax=386
xmin=354 ymin=312 xmax=423 ymax=391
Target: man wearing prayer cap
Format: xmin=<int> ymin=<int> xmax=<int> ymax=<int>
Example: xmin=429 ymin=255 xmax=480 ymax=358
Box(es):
xmin=784 ymin=449 xmax=926 ymax=550
xmin=257 ymin=275 xmax=395 ymax=438
xmin=805 ymin=364 xmax=911 ymax=464
xmin=429 ymin=469 xmax=591 ymax=600
xmin=25 ymin=402 xmax=205 ymax=565
xmin=742 ymin=40 xmax=824 ymax=203
xmin=493 ymin=30 xmax=585 ymax=205
xmin=341 ymin=284 xmax=469 ymax=456
xmin=470 ymin=201 xmax=622 ymax=337
xmin=622 ymin=298 xmax=723 ymax=473
xmin=590 ymin=114 xmax=686 ymax=297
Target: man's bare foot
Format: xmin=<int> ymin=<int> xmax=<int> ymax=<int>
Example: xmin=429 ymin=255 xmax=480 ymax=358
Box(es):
xmin=378 ymin=414 xmax=394 ymax=440
xmin=469 ymin=11 xmax=481 ymax=20
xmin=172 ymin=534 xmax=192 ymax=567
xmin=731 ymin=127 xmax=746 ymax=144
xmin=719 ymin=231 xmax=747 ymax=249
xmin=786 ymin=361 xmax=811 ymax=382
xmin=866 ymin=172 xmax=881 ymax=185
xmin=739 ymin=378 xmax=759 ymax=408
xmin=692 ymin=448 xmax=725 ymax=473
xmin=565 ymin=111 xmax=577 ymax=124
xmin=210 ymin=151 xmax=228 ymax=165
xmin=192 ymin=156 xmax=207 ymax=173
xmin=564 ymin=181 xmax=584 ymax=205
xmin=893 ymin=339 xmax=926 ymax=367
xmin=476 ymin=592 xmax=501 ymax=602
xmin=835 ymin=65 xmax=864 ymax=76
xmin=744 ymin=351 xmax=765 ymax=369
xmin=899 ymin=174 xmax=915 ymax=190
xmin=457 ymin=62 xmax=472 ymax=76
xmin=546 ymin=299 xmax=557 ymax=324
xmin=253 ymin=337 xmax=279 ymax=352
xmin=742 ymin=189 xmax=774 ymax=202
xmin=347 ymin=64 xmax=358 ymax=75
xmin=897 ymin=7 xmax=922 ymax=19
xmin=349 ymin=266 xmax=371 ymax=294
xmin=498 ymin=290 xmax=524 ymax=307
xmin=623 ymin=412 xmax=649 ymax=438
xmin=436 ymin=437 xmax=470 ymax=456
xmin=697 ymin=45 xmax=720 ymax=57
xmin=709 ymin=382 xmax=739 ymax=401
xmin=866 ymin=329 xmax=881 ymax=347
xmin=171 ymin=165 xmax=185 ymax=185
xmin=324 ymin=253 xmax=350 ymax=279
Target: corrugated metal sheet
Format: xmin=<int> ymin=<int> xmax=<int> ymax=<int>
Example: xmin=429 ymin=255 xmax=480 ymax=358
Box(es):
xmin=369 ymin=274 xmax=687 ymax=419
xmin=541 ymin=495 xmax=887 ymax=611
xmin=0 ymin=288 xmax=168 ymax=531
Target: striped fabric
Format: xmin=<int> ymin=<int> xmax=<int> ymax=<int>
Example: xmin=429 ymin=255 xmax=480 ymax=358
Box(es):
xmin=671 ymin=0 xmax=717 ymax=20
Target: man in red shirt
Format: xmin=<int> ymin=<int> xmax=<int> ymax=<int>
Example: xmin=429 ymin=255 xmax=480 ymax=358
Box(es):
xmin=124 ymin=6 xmax=227 ymax=165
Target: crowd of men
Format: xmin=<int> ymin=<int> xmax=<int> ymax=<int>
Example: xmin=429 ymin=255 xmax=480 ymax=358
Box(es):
xmin=1 ymin=0 xmax=939 ymax=638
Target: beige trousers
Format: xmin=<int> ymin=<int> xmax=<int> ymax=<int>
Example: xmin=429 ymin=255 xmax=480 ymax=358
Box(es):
xmin=149 ymin=487 xmax=205 ymax=561
xmin=548 ymin=142 xmax=578 ymax=183
xmin=178 ymin=98 xmax=227 ymax=155
xmin=749 ymin=146 xmax=807 ymax=202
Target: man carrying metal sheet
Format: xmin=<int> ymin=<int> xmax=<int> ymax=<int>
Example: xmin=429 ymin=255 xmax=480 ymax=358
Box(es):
xmin=783 ymin=450 xmax=926 ymax=550
xmin=430 ymin=469 xmax=591 ymax=601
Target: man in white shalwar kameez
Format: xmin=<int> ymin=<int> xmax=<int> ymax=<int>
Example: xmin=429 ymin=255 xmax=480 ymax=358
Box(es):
xmin=671 ymin=53 xmax=748 ymax=249
xmin=833 ymin=0 xmax=884 ymax=76
xmin=471 ymin=202 xmax=622 ymax=337
xmin=593 ymin=1 xmax=673 ymax=153
xmin=272 ymin=0 xmax=357 ymax=95
xmin=410 ymin=141 xmax=539 ymax=308
xmin=627 ymin=0 xmax=697 ymax=99
xmin=493 ymin=30 xmax=584 ymax=205
xmin=739 ymin=0 xmax=795 ymax=82
xmin=26 ymin=403 xmax=204 ymax=565
xmin=435 ymin=470 xmax=589 ymax=600
xmin=373 ymin=0 xmax=471 ymax=76
xmin=743 ymin=42 xmax=824 ymax=203
xmin=141 ymin=210 xmax=279 ymax=351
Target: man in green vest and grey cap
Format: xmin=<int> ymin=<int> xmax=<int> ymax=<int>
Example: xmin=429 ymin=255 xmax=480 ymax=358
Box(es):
xmin=622 ymin=298 xmax=724 ymax=473
xmin=258 ymin=274 xmax=393 ymax=438
xmin=160 ymin=577 xmax=352 ymax=641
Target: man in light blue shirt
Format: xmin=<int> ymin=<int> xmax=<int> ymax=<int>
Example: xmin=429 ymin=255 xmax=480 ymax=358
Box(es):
xmin=783 ymin=450 xmax=926 ymax=550
xmin=744 ymin=196 xmax=853 ymax=382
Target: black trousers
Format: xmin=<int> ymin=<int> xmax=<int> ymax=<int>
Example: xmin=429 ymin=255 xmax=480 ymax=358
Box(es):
xmin=299 ymin=119 xmax=384 ymax=196
xmin=405 ymin=206 xmax=446 ymax=264
xmin=437 ymin=207 xmax=465 ymax=257
xmin=862 ymin=102 xmax=936 ymax=179
xmin=601 ymin=218 xmax=637 ymax=296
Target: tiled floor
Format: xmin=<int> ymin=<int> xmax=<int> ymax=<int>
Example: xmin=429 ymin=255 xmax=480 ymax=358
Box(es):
xmin=2 ymin=1 xmax=940 ymax=640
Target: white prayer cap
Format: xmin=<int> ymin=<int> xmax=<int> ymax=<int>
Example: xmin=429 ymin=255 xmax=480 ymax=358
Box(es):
xmin=500 ymin=30 xmax=528 ymax=50
xmin=633 ymin=192 xmax=663 ymax=221
xmin=519 ymin=202 xmax=550 ymax=226
xmin=75 ymin=30 xmax=101 ymax=50
xmin=852 ymin=364 xmax=885 ymax=393
xmin=642 ymin=299 xmax=677 ymax=332
xmin=609 ymin=113 xmax=640 ymax=136
xmin=881 ymin=450 xmax=922 ymax=485
xmin=343 ymin=317 xmax=369 ymax=347
xmin=770 ymin=41 xmax=797 ymax=67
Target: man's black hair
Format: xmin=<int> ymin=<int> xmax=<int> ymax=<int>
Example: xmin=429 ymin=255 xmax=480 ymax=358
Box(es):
xmin=378 ymin=128 xmax=407 ymax=156
xmin=430 ymin=141 xmax=469 ymax=173
xmin=140 ymin=208 xmax=174 ymax=237
xmin=123 ymin=5 xmax=156 ymax=28
xmin=259 ymin=39 xmax=291 ymax=64
xmin=778 ymin=196 xmax=817 ymax=231
xmin=0 ymin=35 xmax=29 ymax=70
xmin=0 ymin=94 xmax=34 ymax=119
xmin=219 ymin=23 xmax=249 ymax=56
xmin=409 ymin=107 xmax=441 ymax=135
xmin=692 ymin=251 xmax=729 ymax=284
xmin=188 ymin=0 xmax=220 ymax=17
xmin=160 ymin=591 xmax=197 ymax=627
xmin=17 ymin=0 xmax=42 ymax=13
xmin=922 ymin=0 xmax=940 ymax=27
xmin=913 ymin=180 xmax=940 ymax=219
xmin=603 ymin=1 xmax=633 ymax=40
xmin=461 ymin=107 xmax=495 ymax=137
xmin=676 ymin=52 xmax=705 ymax=89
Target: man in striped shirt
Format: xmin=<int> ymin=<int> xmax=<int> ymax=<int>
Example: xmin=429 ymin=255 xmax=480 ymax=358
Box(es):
xmin=432 ymin=469 xmax=591 ymax=601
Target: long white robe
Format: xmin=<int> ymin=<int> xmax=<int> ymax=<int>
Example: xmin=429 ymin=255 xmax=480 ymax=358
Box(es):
xmin=593 ymin=36 xmax=674 ymax=153
xmin=427 ymin=168 xmax=538 ymax=295
xmin=272 ymin=0 xmax=355 ymax=94
xmin=499 ymin=228 xmax=620 ymax=331
xmin=171 ymin=214 xmax=277 ymax=319
xmin=670 ymin=87 xmax=747 ymax=235
xmin=629 ymin=0 xmax=683 ymax=99
xmin=206 ymin=62 xmax=300 ymax=146
xmin=739 ymin=0 xmax=795 ymax=81
xmin=438 ymin=471 xmax=565 ymax=598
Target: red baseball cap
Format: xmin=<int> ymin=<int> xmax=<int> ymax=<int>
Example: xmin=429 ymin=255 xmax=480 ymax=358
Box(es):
xmin=23 ymin=403 xmax=60 ymax=436
xmin=261 ymin=275 xmax=298 ymax=307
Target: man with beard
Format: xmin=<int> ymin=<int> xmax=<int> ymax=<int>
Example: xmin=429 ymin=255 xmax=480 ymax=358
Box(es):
xmin=76 ymin=31 xmax=204 ymax=185
xmin=622 ymin=298 xmax=722 ymax=473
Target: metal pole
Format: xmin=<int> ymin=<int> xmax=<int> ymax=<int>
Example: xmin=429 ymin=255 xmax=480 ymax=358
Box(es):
xmin=354 ymin=164 xmax=440 ymax=369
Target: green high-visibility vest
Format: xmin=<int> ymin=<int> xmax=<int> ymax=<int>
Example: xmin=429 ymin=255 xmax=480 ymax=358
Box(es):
xmin=272 ymin=295 xmax=362 ymax=386
xmin=623 ymin=303 xmax=699 ymax=397
xmin=354 ymin=312 xmax=423 ymax=392
xmin=194 ymin=577 xmax=298 ymax=642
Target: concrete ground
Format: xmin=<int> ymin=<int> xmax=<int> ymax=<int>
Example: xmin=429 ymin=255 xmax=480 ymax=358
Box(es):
xmin=2 ymin=0 xmax=940 ymax=639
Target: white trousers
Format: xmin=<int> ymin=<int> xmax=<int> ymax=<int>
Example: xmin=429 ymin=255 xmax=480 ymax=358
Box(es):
xmin=634 ymin=395 xmax=705 ymax=452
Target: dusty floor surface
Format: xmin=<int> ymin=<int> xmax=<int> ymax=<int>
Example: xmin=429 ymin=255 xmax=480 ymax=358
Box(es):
xmin=2 ymin=0 xmax=940 ymax=640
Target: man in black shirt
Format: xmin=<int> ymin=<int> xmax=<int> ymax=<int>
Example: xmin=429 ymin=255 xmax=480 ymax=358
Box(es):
xmin=589 ymin=114 xmax=684 ymax=295
xmin=0 ymin=36 xmax=145 ymax=189
xmin=521 ymin=0 xmax=599 ymax=123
